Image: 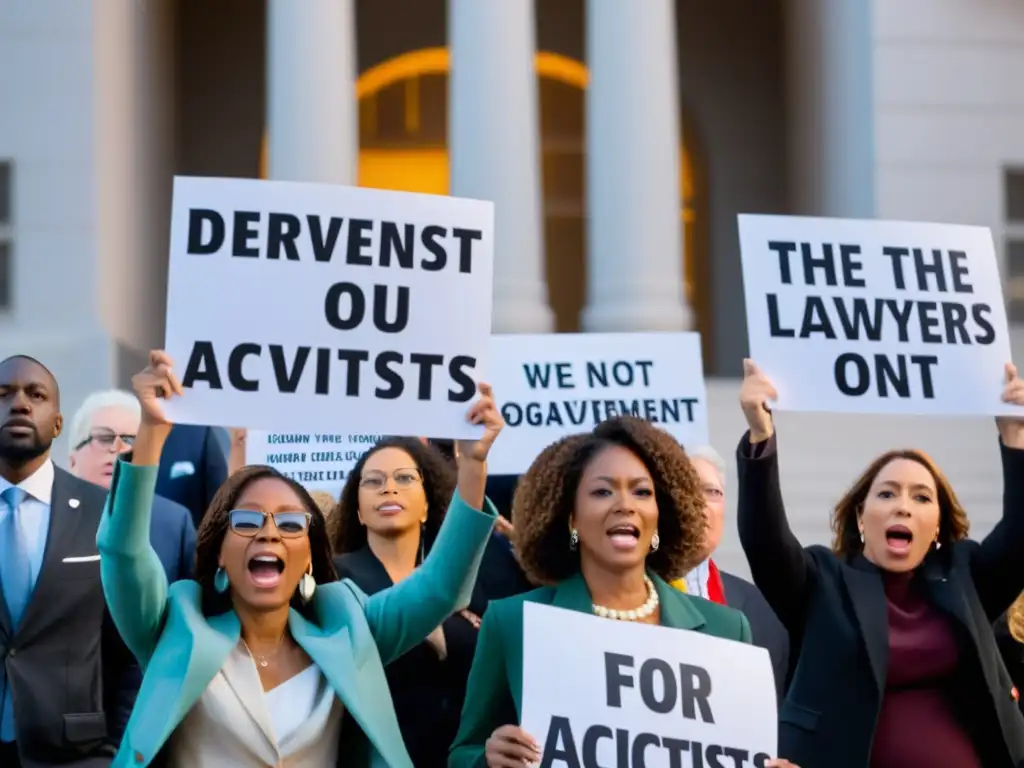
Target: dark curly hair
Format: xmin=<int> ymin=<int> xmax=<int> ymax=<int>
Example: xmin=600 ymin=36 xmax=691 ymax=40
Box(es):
xmin=195 ymin=465 xmax=338 ymax=618
xmin=831 ymin=448 xmax=970 ymax=560
xmin=330 ymin=437 xmax=457 ymax=558
xmin=511 ymin=416 xmax=707 ymax=585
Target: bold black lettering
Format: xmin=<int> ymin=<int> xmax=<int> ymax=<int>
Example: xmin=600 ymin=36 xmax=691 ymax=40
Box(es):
xmin=639 ymin=658 xmax=677 ymax=714
xmin=308 ymin=215 xmax=343 ymax=262
xmin=612 ymin=361 xmax=635 ymax=387
xmin=800 ymin=296 xmax=837 ymax=338
xmin=911 ymin=355 xmax=939 ymax=398
xmin=266 ymin=213 xmax=301 ymax=260
xmin=314 ymin=348 xmax=331 ymax=395
xmin=662 ymin=738 xmax=690 ymax=768
xmin=374 ymin=351 xmax=404 ymax=399
xmin=839 ymin=244 xmax=865 ymax=287
xmin=615 ymin=729 xmax=629 ymax=767
xmin=941 ymin=302 xmax=970 ymax=343
xmin=800 ymin=242 xmax=837 ymax=286
xmin=336 ymin=349 xmax=369 ymax=396
xmin=586 ymin=362 xmax=609 ymax=388
xmin=912 ymin=247 xmax=947 ymax=292
xmin=835 ymin=353 xmax=870 ymax=397
xmin=181 ymin=341 xmax=223 ymax=389
xmin=604 ymin=652 xmax=635 ymax=707
xmin=269 ymin=345 xmax=309 ymax=392
xmin=232 ymin=211 xmax=260 ymax=257
xmin=973 ymin=303 xmax=995 ymax=344
xmin=555 ymin=362 xmax=575 ymax=388
xmin=448 ymin=356 xmax=477 ymax=402
xmin=678 ymin=663 xmax=714 ymax=722
xmin=420 ymin=225 xmax=447 ymax=271
xmin=877 ymin=355 xmax=912 ymax=398
xmin=581 ymin=725 xmax=612 ymax=768
xmin=766 ymin=294 xmax=794 ymax=337
xmin=371 ymin=284 xmax=410 ymax=333
xmin=409 ymin=353 xmax=444 ymax=400
xmin=635 ymin=360 xmax=654 ymax=386
xmin=706 ymin=745 xmax=730 ymax=768
xmin=767 ymin=241 xmax=796 ymax=284
xmin=379 ymin=221 xmax=414 ymax=268
xmin=228 ymin=343 xmax=261 ymax=392
xmin=753 ymin=753 xmax=773 ymax=768
xmin=949 ymin=250 xmax=973 ymax=293
xmin=833 ymin=297 xmax=884 ymax=341
xmin=916 ymin=301 xmax=942 ymax=343
xmin=501 ymin=402 xmax=523 ymax=426
xmin=346 ymin=218 xmax=373 ymax=266
xmin=452 ymin=228 xmax=483 ymax=274
xmin=721 ymin=747 xmax=752 ymax=768
xmin=187 ymin=209 xmax=225 ymax=254
xmin=632 ymin=733 xmax=660 ymax=768
xmin=523 ymin=364 xmax=552 ymax=389
xmin=539 ymin=716 xmax=581 ymax=768
xmin=883 ymin=246 xmax=910 ymax=290
xmin=885 ymin=299 xmax=915 ymax=342
xmin=324 ymin=282 xmax=366 ymax=331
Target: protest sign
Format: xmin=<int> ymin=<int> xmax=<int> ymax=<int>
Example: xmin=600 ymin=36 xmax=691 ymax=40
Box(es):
xmin=738 ymin=214 xmax=1019 ymax=416
xmin=163 ymin=176 xmax=494 ymax=437
xmin=245 ymin=431 xmax=381 ymax=496
xmin=522 ymin=604 xmax=777 ymax=768
xmin=484 ymin=333 xmax=708 ymax=475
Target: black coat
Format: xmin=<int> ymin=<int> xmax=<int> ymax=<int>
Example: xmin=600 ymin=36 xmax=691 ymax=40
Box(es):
xmin=737 ymin=432 xmax=1024 ymax=767
xmin=720 ymin=570 xmax=790 ymax=701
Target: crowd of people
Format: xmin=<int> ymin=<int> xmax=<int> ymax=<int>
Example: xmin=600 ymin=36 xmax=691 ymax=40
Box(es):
xmin=0 ymin=348 xmax=1023 ymax=766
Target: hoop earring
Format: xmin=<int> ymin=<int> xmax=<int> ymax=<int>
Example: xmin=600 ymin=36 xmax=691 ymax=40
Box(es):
xmin=650 ymin=533 xmax=661 ymax=552
xmin=299 ymin=564 xmax=316 ymax=603
xmin=214 ymin=566 xmax=229 ymax=594
xmin=569 ymin=528 xmax=579 ymax=551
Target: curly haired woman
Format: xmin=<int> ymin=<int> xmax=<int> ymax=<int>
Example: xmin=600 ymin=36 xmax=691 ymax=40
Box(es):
xmin=449 ymin=416 xmax=798 ymax=768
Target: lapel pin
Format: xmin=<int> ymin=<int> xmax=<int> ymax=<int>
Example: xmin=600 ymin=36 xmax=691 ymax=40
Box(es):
xmin=68 ymin=499 xmax=80 ymax=509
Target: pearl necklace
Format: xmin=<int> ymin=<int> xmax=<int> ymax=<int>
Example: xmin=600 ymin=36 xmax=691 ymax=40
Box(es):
xmin=592 ymin=575 xmax=659 ymax=621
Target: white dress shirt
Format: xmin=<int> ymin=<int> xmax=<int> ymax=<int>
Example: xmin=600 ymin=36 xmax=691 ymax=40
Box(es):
xmin=0 ymin=459 xmax=54 ymax=588
xmin=683 ymin=558 xmax=711 ymax=599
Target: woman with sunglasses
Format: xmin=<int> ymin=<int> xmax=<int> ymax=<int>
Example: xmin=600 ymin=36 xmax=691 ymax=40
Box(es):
xmin=96 ymin=351 xmax=504 ymax=768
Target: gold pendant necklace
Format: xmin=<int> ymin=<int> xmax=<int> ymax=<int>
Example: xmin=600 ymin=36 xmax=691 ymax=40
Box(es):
xmin=242 ymin=637 xmax=284 ymax=669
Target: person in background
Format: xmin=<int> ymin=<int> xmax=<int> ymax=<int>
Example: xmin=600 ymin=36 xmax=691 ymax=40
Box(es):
xmin=307 ymin=490 xmax=335 ymax=519
xmin=98 ymin=351 xmax=503 ymax=767
xmin=0 ymin=355 xmax=133 ymax=766
xmin=450 ymin=417 xmax=800 ymax=768
xmin=67 ymin=390 xmax=196 ymax=583
xmin=671 ymin=444 xmax=790 ymax=699
xmin=156 ymin=423 xmax=228 ymax=527
xmin=737 ymin=359 xmax=1024 ymax=767
xmin=333 ymin=437 xmax=496 ymax=767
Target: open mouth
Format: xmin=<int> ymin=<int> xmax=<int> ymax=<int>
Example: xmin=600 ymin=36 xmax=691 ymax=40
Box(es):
xmin=247 ymin=554 xmax=285 ymax=588
xmin=607 ymin=523 xmax=640 ymax=551
xmin=376 ymin=503 xmax=403 ymax=516
xmin=885 ymin=525 xmax=913 ymax=554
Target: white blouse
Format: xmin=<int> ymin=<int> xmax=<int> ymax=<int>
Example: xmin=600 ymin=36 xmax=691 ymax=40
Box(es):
xmin=168 ymin=643 xmax=344 ymax=767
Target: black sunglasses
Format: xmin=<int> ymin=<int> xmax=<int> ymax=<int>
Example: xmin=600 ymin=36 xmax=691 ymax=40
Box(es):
xmin=228 ymin=509 xmax=312 ymax=538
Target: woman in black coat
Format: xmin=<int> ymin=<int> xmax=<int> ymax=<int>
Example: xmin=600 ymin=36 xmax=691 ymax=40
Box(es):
xmin=736 ymin=359 xmax=1024 ymax=767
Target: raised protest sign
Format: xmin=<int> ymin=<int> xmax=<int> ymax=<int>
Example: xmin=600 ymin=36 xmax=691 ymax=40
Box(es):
xmin=738 ymin=214 xmax=1018 ymax=416
xmin=522 ymin=604 xmax=777 ymax=768
xmin=163 ymin=176 xmax=494 ymax=437
xmin=484 ymin=333 xmax=709 ymax=475
xmin=245 ymin=431 xmax=381 ymax=496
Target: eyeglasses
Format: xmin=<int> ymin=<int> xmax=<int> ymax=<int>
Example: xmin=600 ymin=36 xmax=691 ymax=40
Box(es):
xmin=76 ymin=428 xmax=136 ymax=451
xmin=359 ymin=468 xmax=422 ymax=490
xmin=228 ymin=509 xmax=312 ymax=538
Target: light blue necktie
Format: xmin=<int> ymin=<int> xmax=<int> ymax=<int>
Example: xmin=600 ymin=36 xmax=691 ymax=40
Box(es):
xmin=0 ymin=486 xmax=28 ymax=741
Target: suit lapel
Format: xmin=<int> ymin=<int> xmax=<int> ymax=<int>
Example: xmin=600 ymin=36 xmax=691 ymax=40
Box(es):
xmin=919 ymin=554 xmax=981 ymax=649
xmin=550 ymin=572 xmax=594 ymax=614
xmin=653 ymin=576 xmax=708 ymax=631
xmin=841 ymin=556 xmax=889 ymax=695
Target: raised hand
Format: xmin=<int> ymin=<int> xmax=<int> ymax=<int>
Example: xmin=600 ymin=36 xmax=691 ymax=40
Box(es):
xmin=739 ymin=358 xmax=777 ymax=443
xmin=131 ymin=350 xmax=184 ymax=427
xmin=456 ymin=383 xmax=504 ymax=464
xmin=997 ymin=362 xmax=1024 ymax=449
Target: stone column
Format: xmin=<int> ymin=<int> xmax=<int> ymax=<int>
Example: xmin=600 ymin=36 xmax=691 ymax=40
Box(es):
xmin=266 ymin=0 xmax=358 ymax=183
xmin=582 ymin=0 xmax=692 ymax=332
xmin=449 ymin=0 xmax=554 ymax=332
xmin=787 ymin=0 xmax=875 ymax=217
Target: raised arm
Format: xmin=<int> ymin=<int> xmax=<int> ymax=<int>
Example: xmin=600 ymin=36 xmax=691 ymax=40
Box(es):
xmin=361 ymin=383 xmax=502 ymax=664
xmin=972 ymin=363 xmax=1024 ymax=618
xmin=736 ymin=360 xmax=817 ymax=632
xmin=96 ymin=351 xmax=183 ymax=667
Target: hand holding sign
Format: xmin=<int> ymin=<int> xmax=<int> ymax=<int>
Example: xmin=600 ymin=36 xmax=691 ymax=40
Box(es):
xmin=132 ymin=350 xmax=184 ymax=427
xmin=485 ymin=724 xmax=541 ymax=767
xmin=456 ymin=383 xmax=505 ymax=464
xmin=739 ymin=359 xmax=777 ymax=443
xmin=997 ymin=363 xmax=1024 ymax=449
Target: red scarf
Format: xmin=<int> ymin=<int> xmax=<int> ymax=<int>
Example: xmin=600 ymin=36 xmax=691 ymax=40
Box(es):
xmin=707 ymin=559 xmax=727 ymax=605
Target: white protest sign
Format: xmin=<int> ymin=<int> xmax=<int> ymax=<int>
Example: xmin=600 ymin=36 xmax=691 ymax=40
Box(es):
xmin=485 ymin=333 xmax=709 ymax=475
xmin=244 ymin=431 xmax=382 ymax=496
xmin=522 ymin=603 xmax=777 ymax=768
xmin=738 ymin=214 xmax=1019 ymax=416
xmin=164 ymin=176 xmax=494 ymax=437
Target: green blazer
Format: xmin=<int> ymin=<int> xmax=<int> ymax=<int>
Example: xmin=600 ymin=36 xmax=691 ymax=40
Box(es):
xmin=448 ymin=571 xmax=751 ymax=768
xmin=96 ymin=459 xmax=497 ymax=768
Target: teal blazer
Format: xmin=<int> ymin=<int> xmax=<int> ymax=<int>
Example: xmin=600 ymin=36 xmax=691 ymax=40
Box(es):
xmin=96 ymin=459 xmax=497 ymax=768
xmin=448 ymin=572 xmax=752 ymax=768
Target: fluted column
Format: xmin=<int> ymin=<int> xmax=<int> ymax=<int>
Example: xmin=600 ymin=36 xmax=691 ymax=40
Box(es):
xmin=267 ymin=0 xmax=358 ymax=183
xmin=449 ymin=0 xmax=553 ymax=332
xmin=582 ymin=0 xmax=692 ymax=332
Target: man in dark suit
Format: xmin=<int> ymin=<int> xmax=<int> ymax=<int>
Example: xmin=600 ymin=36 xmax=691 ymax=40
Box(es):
xmin=155 ymin=424 xmax=227 ymax=527
xmin=0 ymin=355 xmax=133 ymax=766
xmin=676 ymin=445 xmax=790 ymax=700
